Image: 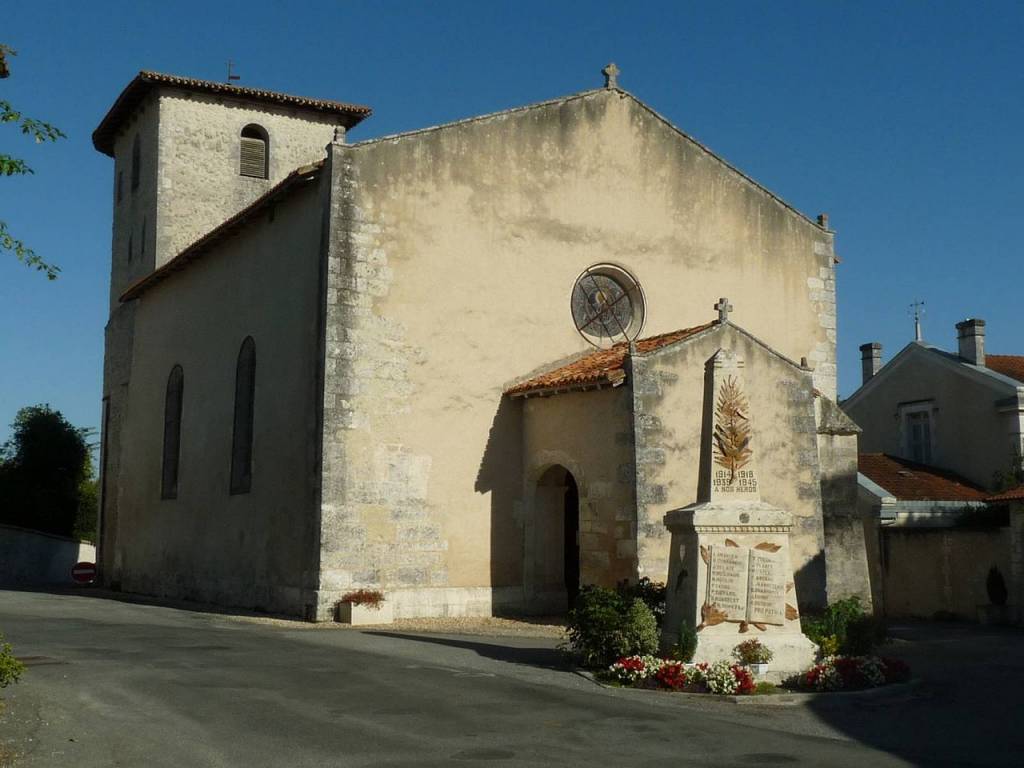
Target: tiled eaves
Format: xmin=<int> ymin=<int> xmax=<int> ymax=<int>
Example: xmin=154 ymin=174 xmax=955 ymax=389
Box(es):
xmin=119 ymin=161 xmax=324 ymax=303
xmin=93 ymin=70 xmax=372 ymax=156
xmin=987 ymin=484 xmax=1024 ymax=503
xmin=858 ymin=453 xmax=988 ymax=502
xmin=504 ymin=323 xmax=717 ymax=398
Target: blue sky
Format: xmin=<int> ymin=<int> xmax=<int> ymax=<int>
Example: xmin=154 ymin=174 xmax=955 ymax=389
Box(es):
xmin=2 ymin=1 xmax=1022 ymax=441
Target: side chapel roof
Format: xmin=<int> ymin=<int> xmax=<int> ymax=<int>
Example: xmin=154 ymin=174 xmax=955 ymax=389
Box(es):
xmin=504 ymin=322 xmax=717 ymax=397
xmin=858 ymin=453 xmax=988 ymax=502
xmin=93 ymin=71 xmax=372 ymax=156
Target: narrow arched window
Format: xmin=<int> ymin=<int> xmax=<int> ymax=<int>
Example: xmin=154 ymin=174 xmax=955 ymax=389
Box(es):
xmin=239 ymin=124 xmax=269 ymax=179
xmin=130 ymin=134 xmax=141 ymax=191
xmin=161 ymin=365 xmax=184 ymax=500
xmin=230 ymin=337 xmax=256 ymax=494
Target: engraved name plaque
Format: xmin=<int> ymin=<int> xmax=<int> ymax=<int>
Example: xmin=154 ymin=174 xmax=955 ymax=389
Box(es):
xmin=705 ymin=544 xmax=786 ymax=626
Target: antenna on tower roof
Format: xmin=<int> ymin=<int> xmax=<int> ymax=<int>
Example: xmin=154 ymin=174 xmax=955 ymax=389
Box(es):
xmin=909 ymin=300 xmax=925 ymax=341
xmin=226 ymin=60 xmax=241 ymax=84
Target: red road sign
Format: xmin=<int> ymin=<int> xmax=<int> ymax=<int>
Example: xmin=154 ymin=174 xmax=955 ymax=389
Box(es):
xmin=71 ymin=562 xmax=97 ymax=584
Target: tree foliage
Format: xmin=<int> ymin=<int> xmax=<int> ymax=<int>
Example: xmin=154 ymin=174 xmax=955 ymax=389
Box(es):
xmin=0 ymin=404 xmax=97 ymax=540
xmin=1 ymin=44 xmax=65 ymax=279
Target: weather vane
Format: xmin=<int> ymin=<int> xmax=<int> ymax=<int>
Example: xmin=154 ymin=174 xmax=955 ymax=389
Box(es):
xmin=909 ymin=300 xmax=925 ymax=341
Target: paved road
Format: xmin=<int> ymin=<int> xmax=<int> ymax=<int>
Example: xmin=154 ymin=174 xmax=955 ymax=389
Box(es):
xmin=0 ymin=590 xmax=1019 ymax=767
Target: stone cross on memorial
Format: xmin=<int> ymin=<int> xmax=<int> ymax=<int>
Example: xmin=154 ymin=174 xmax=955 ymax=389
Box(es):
xmin=715 ymin=297 xmax=733 ymax=324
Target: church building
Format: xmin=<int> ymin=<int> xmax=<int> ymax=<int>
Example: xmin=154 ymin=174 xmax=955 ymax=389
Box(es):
xmin=94 ymin=66 xmax=869 ymax=620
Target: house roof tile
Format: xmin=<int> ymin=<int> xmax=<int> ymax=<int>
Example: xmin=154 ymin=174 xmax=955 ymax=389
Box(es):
xmin=986 ymin=355 xmax=1024 ymax=384
xmin=93 ymin=71 xmax=372 ymax=156
xmin=986 ymin=484 xmax=1024 ymax=503
xmin=504 ymin=322 xmax=716 ymax=397
xmin=859 ymin=453 xmax=988 ymax=502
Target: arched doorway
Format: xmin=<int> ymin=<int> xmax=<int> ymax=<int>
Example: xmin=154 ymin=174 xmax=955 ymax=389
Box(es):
xmin=534 ymin=465 xmax=580 ymax=611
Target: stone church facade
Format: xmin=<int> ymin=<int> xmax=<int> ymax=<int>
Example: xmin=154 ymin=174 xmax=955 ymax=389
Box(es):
xmin=94 ymin=68 xmax=868 ymax=620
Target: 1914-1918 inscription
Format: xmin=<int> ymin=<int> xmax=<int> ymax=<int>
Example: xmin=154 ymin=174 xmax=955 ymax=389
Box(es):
xmin=706 ymin=544 xmax=785 ymax=625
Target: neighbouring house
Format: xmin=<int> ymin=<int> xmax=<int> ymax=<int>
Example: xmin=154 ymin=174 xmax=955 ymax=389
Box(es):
xmin=93 ymin=65 xmax=869 ymax=620
xmin=857 ymin=452 xmax=1007 ymax=619
xmin=845 ymin=320 xmax=1024 ymax=623
xmin=844 ymin=318 xmax=1024 ymax=491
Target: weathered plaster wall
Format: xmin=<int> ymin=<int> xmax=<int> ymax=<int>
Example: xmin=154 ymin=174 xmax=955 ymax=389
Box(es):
xmin=632 ymin=324 xmax=828 ymax=610
xmin=846 ymin=348 xmax=1021 ymax=489
xmin=520 ymin=387 xmax=636 ymax=609
xmin=315 ymin=88 xmax=835 ymax=617
xmin=155 ymin=90 xmax=341 ymax=266
xmin=113 ymin=182 xmax=323 ymax=616
xmin=879 ymin=527 xmax=1010 ymax=619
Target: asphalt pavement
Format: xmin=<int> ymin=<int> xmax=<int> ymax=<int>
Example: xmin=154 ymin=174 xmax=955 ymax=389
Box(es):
xmin=0 ymin=589 xmax=1020 ymax=767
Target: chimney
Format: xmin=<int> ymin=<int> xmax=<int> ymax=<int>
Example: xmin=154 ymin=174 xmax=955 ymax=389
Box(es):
xmin=956 ymin=318 xmax=986 ymax=366
xmin=860 ymin=342 xmax=882 ymax=384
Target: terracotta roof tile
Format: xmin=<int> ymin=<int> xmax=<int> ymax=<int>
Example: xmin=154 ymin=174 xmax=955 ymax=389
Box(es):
xmin=504 ymin=322 xmax=716 ymax=397
xmin=859 ymin=453 xmax=987 ymax=502
xmin=94 ymin=71 xmax=372 ymax=156
xmin=120 ymin=161 xmax=323 ymax=302
xmin=986 ymin=355 xmax=1024 ymax=383
xmin=986 ymin=484 xmax=1024 ymax=503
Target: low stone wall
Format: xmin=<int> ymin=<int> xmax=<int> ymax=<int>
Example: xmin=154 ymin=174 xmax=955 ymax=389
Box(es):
xmin=0 ymin=524 xmax=96 ymax=586
xmin=879 ymin=526 xmax=1011 ymax=621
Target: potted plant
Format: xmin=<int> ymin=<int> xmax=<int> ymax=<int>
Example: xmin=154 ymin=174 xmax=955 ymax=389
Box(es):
xmin=335 ymin=589 xmax=393 ymax=626
xmin=733 ymin=638 xmax=773 ymax=676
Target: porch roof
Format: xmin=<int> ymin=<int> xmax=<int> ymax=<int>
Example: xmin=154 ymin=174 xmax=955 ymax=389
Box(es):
xmin=504 ymin=322 xmax=716 ymax=398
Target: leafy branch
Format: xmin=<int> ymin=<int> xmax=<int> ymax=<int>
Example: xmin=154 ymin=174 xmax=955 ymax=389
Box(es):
xmin=1 ymin=44 xmax=65 ymax=279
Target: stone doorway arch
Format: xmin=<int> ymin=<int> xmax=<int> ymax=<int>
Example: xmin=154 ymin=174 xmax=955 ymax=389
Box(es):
xmin=526 ymin=464 xmax=581 ymax=612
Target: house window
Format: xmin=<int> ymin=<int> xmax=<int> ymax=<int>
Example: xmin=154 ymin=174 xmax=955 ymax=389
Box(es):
xmin=239 ymin=124 xmax=269 ymax=179
xmin=901 ymin=405 xmax=934 ymax=465
xmin=162 ymin=365 xmax=184 ymax=500
xmin=130 ymin=134 xmax=141 ymax=191
xmin=230 ymin=337 xmax=256 ymax=494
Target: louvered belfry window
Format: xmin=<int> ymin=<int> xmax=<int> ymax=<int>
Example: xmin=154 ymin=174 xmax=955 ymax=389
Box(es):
xmin=239 ymin=124 xmax=269 ymax=179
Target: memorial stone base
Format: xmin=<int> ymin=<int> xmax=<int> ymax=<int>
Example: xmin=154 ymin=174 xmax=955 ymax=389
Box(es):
xmin=662 ymin=502 xmax=817 ymax=684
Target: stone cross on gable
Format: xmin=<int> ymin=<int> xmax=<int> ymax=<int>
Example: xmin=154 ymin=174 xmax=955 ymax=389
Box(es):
xmin=715 ymin=297 xmax=733 ymax=323
xmin=602 ymin=62 xmax=620 ymax=89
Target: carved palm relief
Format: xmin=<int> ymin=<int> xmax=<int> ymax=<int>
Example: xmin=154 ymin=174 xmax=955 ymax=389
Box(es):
xmin=712 ymin=376 xmax=752 ymax=480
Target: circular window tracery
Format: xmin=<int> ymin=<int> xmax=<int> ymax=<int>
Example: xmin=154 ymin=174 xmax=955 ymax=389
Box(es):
xmin=570 ymin=264 xmax=646 ymax=348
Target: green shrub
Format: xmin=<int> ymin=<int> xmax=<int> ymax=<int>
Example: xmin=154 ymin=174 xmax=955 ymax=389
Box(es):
xmin=617 ymin=578 xmax=666 ymax=628
xmin=675 ymin=621 xmax=698 ymax=662
xmin=803 ymin=596 xmax=885 ymax=657
xmin=564 ymin=585 xmax=659 ymax=668
xmin=0 ymin=635 xmax=24 ymax=689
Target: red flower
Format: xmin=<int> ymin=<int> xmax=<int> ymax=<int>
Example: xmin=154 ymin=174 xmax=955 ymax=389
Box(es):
xmin=731 ymin=664 xmax=756 ymax=695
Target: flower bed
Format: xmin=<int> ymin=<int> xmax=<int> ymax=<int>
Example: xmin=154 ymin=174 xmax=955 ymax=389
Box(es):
xmin=602 ymin=656 xmax=755 ymax=695
xmin=598 ymin=652 xmax=910 ymax=696
xmin=795 ymin=655 xmax=910 ymax=692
